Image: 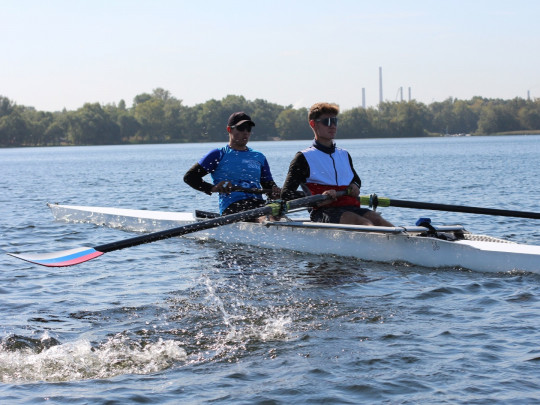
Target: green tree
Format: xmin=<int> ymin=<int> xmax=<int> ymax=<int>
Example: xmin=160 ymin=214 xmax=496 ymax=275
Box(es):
xmin=43 ymin=121 xmax=66 ymax=145
xmin=428 ymin=97 xmax=455 ymax=134
xmin=132 ymin=88 xmax=188 ymax=143
xmin=196 ymin=99 xmax=227 ymax=142
xmin=2 ymin=91 xmax=540 ymax=147
xmin=340 ymin=107 xmax=374 ymax=138
xmin=0 ymin=109 xmax=28 ymax=146
xmin=118 ymin=114 xmax=141 ymax=142
xmin=0 ymin=96 xmax=16 ymax=118
xmin=477 ymin=103 xmax=520 ymax=134
xmin=248 ymin=98 xmax=285 ymax=141
xmin=391 ymin=101 xmax=430 ymax=137
xmin=181 ymin=103 xmax=202 ymax=143
xmin=518 ymin=101 xmax=540 ymax=130
xmin=133 ymin=92 xmax=153 ymax=106
xmin=18 ymin=108 xmax=57 ymax=146
xmin=68 ymin=103 xmax=121 ymax=145
xmin=275 ymin=108 xmax=310 ymax=140
xmin=452 ymin=100 xmax=478 ymax=134
xmin=163 ymin=98 xmax=187 ymax=143
xmin=133 ymin=98 xmax=164 ymax=142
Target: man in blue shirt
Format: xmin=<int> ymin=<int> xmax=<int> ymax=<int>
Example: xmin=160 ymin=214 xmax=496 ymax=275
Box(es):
xmin=184 ymin=112 xmax=281 ymax=216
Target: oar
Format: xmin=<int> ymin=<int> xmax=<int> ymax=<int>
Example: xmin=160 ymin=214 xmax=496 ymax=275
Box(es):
xmin=8 ymin=194 xmax=332 ymax=268
xmin=360 ymin=194 xmax=540 ymax=219
xmin=230 ymin=186 xmax=273 ymax=194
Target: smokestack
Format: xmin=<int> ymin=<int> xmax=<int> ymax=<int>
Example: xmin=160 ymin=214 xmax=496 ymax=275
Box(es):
xmin=379 ymin=67 xmax=383 ymax=104
xmin=400 ymin=87 xmax=403 ymax=102
xmin=362 ymin=88 xmax=366 ymax=108
xmin=408 ymin=87 xmax=411 ymax=101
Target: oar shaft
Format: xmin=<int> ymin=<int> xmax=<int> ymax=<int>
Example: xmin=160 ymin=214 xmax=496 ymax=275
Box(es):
xmin=230 ymin=186 xmax=272 ymax=194
xmin=95 ymin=194 xmax=329 ymax=253
xmin=94 ymin=205 xmax=274 ymax=253
xmin=360 ymin=195 xmax=540 ymax=219
xmin=391 ymin=199 xmax=540 ymax=219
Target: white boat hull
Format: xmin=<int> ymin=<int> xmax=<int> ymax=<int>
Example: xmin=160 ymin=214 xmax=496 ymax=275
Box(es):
xmin=47 ymin=204 xmax=540 ymax=274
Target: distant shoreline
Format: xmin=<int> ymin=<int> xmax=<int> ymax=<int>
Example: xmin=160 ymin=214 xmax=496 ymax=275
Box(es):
xmin=429 ymin=130 xmax=540 ymax=137
xmin=3 ymin=132 xmax=540 ymax=149
xmin=491 ymin=130 xmax=540 ymax=135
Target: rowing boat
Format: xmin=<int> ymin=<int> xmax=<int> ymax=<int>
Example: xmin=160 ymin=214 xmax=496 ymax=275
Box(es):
xmin=45 ymin=203 xmax=540 ymax=274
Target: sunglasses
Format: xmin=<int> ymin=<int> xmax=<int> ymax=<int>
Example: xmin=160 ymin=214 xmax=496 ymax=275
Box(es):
xmin=231 ymin=123 xmax=253 ymax=132
xmin=314 ymin=117 xmax=338 ymax=127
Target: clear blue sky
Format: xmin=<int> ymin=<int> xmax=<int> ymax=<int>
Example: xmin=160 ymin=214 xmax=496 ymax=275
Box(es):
xmin=2 ymin=0 xmax=539 ymax=112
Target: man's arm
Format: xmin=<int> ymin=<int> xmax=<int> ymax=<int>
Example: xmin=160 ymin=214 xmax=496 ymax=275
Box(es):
xmin=183 ymin=163 xmax=213 ymax=195
xmin=347 ymin=153 xmax=361 ymax=186
xmin=281 ymin=152 xmax=310 ymax=201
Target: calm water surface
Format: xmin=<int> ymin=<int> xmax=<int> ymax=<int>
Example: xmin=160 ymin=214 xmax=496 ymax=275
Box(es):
xmin=1 ymin=136 xmax=539 ymax=404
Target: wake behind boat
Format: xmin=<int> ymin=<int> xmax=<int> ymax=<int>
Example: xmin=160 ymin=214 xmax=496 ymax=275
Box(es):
xmin=40 ymin=203 xmax=540 ymax=274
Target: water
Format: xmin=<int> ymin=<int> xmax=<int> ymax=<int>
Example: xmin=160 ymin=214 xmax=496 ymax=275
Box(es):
xmin=1 ymin=136 xmax=539 ymax=404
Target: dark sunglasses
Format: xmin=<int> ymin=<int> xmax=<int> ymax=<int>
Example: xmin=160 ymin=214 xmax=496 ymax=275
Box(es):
xmin=314 ymin=117 xmax=338 ymax=127
xmin=231 ymin=123 xmax=253 ymax=132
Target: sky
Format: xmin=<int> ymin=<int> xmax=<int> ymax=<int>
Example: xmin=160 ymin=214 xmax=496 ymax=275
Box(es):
xmin=2 ymin=0 xmax=540 ymax=112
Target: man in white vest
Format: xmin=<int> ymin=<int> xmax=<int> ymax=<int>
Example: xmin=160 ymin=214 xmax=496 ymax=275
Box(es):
xmin=281 ymin=102 xmax=393 ymax=226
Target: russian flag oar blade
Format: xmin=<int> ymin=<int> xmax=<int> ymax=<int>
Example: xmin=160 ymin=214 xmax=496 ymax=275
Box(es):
xmin=8 ymin=247 xmax=104 ymax=267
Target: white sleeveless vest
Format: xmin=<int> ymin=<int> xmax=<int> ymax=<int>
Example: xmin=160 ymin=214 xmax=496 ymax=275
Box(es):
xmin=302 ymin=146 xmax=354 ymax=186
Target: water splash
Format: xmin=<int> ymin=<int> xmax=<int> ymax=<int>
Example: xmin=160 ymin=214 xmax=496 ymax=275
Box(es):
xmin=0 ymin=332 xmax=187 ymax=383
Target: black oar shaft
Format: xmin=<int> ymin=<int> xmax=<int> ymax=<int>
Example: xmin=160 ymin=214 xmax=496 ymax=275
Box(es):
xmin=361 ymin=195 xmax=540 ymax=219
xmin=390 ymin=199 xmax=540 ymax=219
xmin=95 ymin=194 xmax=329 ymax=254
xmin=231 ymin=186 xmax=272 ymax=194
xmin=95 ymin=205 xmax=274 ymax=253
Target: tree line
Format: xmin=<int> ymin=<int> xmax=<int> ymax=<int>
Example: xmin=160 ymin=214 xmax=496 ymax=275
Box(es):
xmin=1 ymin=88 xmax=539 ymax=147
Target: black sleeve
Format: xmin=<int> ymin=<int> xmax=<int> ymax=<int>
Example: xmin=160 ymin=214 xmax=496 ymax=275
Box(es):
xmin=280 ymin=152 xmax=310 ymax=201
xmin=348 ymin=153 xmax=362 ymax=188
xmin=261 ymin=180 xmax=278 ymax=190
xmin=183 ymin=163 xmax=214 ymax=195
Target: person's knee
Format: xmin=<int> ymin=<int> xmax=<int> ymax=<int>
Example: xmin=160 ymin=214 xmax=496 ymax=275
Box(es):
xmin=340 ymin=211 xmax=373 ymax=225
xmin=365 ymin=211 xmax=393 ymax=226
xmin=363 ymin=211 xmax=380 ymax=222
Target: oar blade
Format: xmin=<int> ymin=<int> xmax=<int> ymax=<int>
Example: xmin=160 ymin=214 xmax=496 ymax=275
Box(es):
xmin=8 ymin=247 xmax=103 ymax=267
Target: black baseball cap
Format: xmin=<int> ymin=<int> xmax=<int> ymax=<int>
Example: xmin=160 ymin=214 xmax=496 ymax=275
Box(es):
xmin=227 ymin=112 xmax=255 ymax=127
